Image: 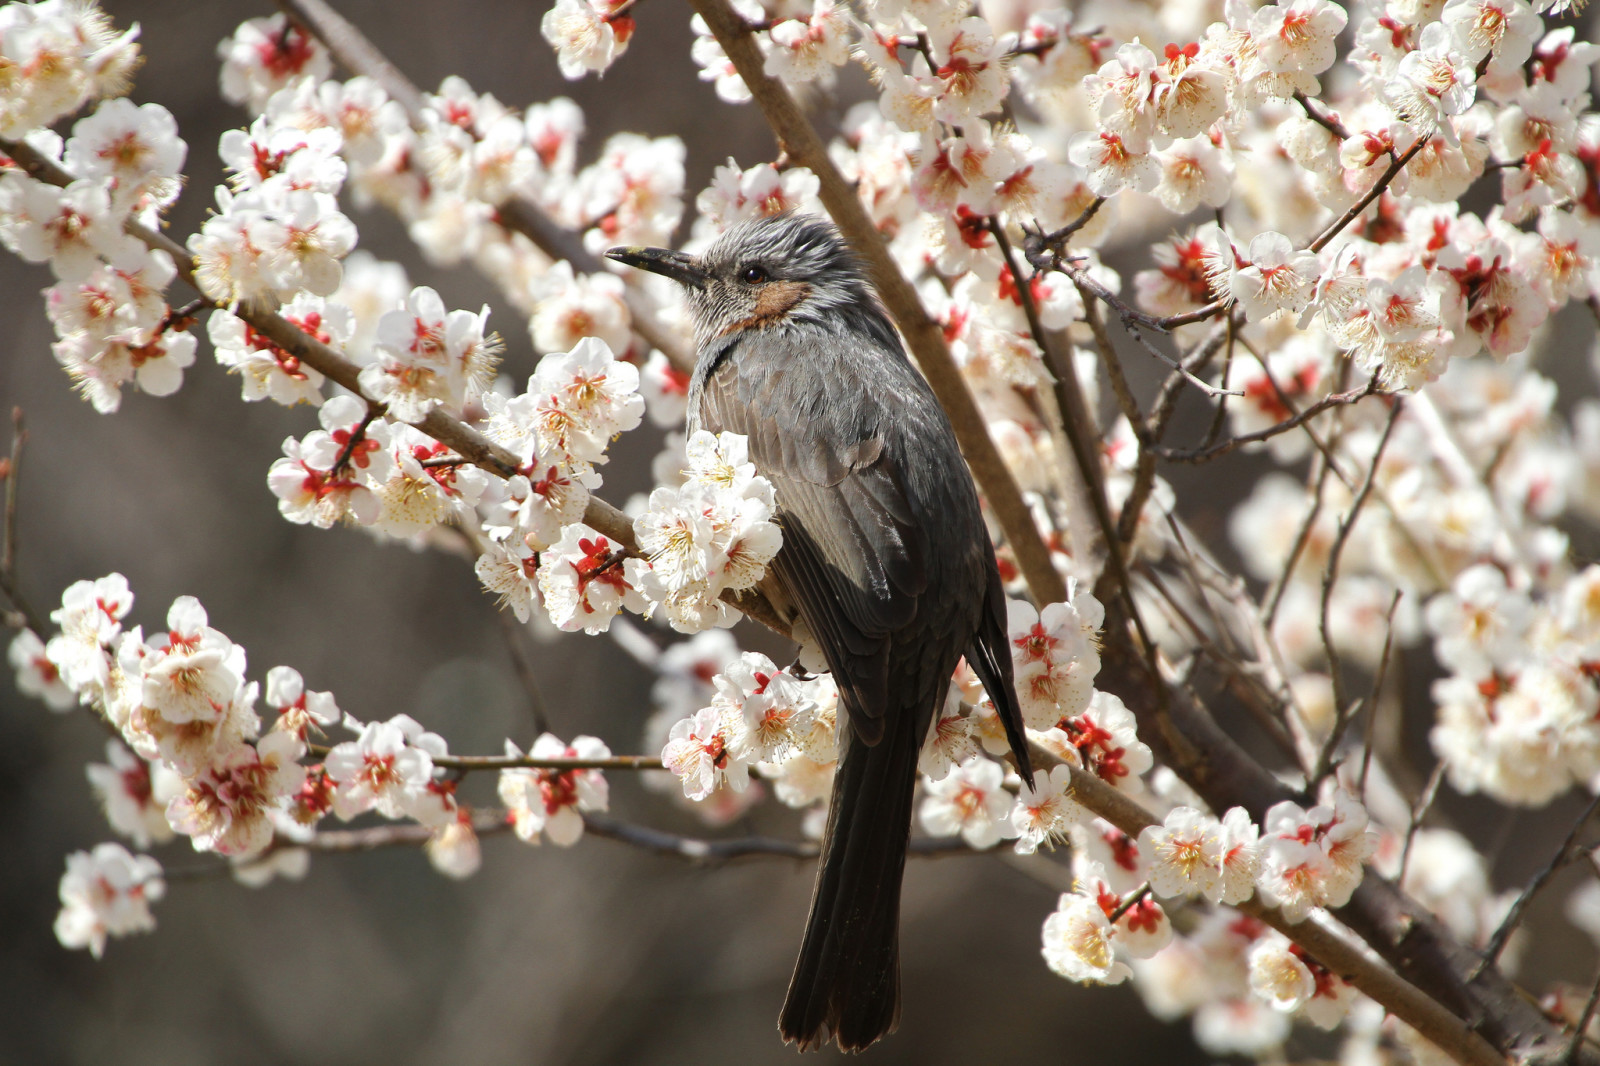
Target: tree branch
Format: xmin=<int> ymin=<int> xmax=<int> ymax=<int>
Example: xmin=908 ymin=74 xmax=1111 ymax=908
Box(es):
xmin=1028 ymin=740 xmax=1506 ymax=1066
xmin=0 ymin=408 xmax=47 ymax=636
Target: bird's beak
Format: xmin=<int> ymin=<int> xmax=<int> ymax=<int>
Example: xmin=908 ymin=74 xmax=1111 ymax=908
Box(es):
xmin=605 ymin=245 xmax=708 ymax=289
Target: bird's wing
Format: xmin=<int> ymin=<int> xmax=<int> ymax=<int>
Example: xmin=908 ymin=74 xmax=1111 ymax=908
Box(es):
xmin=697 ymin=333 xmax=929 ymax=745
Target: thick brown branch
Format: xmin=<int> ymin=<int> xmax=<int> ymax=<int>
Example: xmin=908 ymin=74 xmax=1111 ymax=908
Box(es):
xmin=1029 ymin=740 xmax=1505 ymax=1066
xmin=1093 ymin=608 xmax=1593 ymax=1066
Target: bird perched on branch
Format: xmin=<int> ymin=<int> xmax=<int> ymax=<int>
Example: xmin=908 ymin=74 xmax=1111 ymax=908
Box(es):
xmin=608 ymin=213 xmax=1031 ymax=1052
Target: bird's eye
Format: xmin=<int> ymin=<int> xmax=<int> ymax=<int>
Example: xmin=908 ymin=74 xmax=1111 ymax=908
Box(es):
xmin=740 ymin=264 xmax=768 ymax=285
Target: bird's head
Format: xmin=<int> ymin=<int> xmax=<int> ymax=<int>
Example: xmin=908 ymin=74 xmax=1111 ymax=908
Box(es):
xmin=606 ymin=212 xmax=875 ymax=349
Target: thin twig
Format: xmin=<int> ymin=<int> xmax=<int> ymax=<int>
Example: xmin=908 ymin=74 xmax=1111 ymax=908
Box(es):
xmin=1358 ymin=590 xmax=1404 ymax=798
xmin=1293 ymin=89 xmax=1351 ymax=140
xmin=1053 ymin=261 xmax=1241 ymax=398
xmin=1159 ymin=378 xmax=1385 ymax=463
xmin=1475 ymin=791 xmax=1600 ymax=977
xmin=1397 ymin=761 xmax=1447 ymax=887
xmin=1107 ymin=882 xmax=1153 ymax=923
xmin=1309 ymin=138 xmax=1427 ymax=254
xmin=1567 ymin=962 xmax=1600 ymax=1065
xmin=1316 ymin=399 xmax=1404 ymax=772
xmin=491 ymin=607 xmax=552 ymax=735
xmin=0 ymin=410 xmax=46 ymax=636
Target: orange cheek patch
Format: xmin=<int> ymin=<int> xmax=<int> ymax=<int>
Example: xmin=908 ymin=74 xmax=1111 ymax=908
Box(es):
xmin=721 ymin=280 xmax=812 ymax=334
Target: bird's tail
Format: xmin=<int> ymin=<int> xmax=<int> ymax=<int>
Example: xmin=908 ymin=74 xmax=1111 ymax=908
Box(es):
xmin=779 ymin=705 xmax=924 ymax=1052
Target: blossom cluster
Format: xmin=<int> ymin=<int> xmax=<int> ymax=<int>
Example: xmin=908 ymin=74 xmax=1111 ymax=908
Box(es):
xmin=0 ymin=90 xmax=193 ymax=412
xmin=1044 ymin=785 xmax=1376 ymax=1044
xmin=18 ymin=573 xmax=568 ymax=950
xmin=660 ymin=649 xmax=838 ymax=808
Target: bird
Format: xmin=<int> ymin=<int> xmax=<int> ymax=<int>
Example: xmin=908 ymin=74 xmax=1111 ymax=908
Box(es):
xmin=607 ymin=212 xmax=1032 ymax=1052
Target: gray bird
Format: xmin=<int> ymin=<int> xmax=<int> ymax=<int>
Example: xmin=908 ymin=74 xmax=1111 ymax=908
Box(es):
xmin=608 ymin=213 xmax=1031 ymax=1052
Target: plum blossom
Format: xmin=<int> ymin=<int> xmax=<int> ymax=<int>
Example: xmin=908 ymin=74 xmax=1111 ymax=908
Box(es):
xmin=633 ymin=432 xmax=782 ymax=632
xmin=927 ymin=18 xmax=1008 ymax=125
xmin=498 ymin=734 xmax=611 ymax=846
xmin=209 ymin=294 xmax=345 ymax=406
xmin=217 ymin=14 xmax=330 ymax=112
xmin=1230 ymin=232 xmax=1318 ymax=321
xmin=662 ymin=705 xmax=751 ymax=800
xmin=710 ymin=652 xmax=820 ymax=764
xmin=529 ymin=262 xmax=632 ymax=358
xmin=1256 ymin=791 xmax=1377 ymax=920
xmin=1011 ymin=764 xmax=1085 ymax=854
xmin=1139 ymin=807 xmax=1222 ymax=900
xmin=536 ymin=523 xmax=649 ymax=634
xmin=1386 ymin=23 xmax=1476 ymax=130
xmin=521 ymin=336 xmax=644 ymax=463
xmin=1248 ymin=934 xmax=1315 ymax=1011
xmin=1007 ymin=585 xmax=1103 ymax=729
xmin=0 ymin=1 xmax=141 ymax=140
xmin=919 ymin=755 xmax=1015 ymax=848
xmin=0 ymin=175 xmax=135 ymax=282
xmin=1251 ymin=1 xmax=1347 ymax=85
xmin=10 ymin=628 xmax=75 ymax=710
xmin=62 ymin=98 xmax=185 ymax=214
xmin=1067 ymin=129 xmax=1158 ymax=196
xmin=44 ymin=573 xmax=132 ymax=707
xmin=167 ymin=731 xmax=306 ymax=857
xmin=266 ymin=395 xmax=394 ymax=529
xmin=542 ymin=0 xmax=635 ymax=80
xmin=360 ymin=285 xmax=501 ymax=421
xmin=86 ymin=740 xmax=180 ymax=848
xmin=763 ymin=0 xmax=852 ymax=87
xmin=920 ymin=689 xmax=981 ymax=781
xmin=695 ymin=159 xmax=820 ymax=232
xmin=54 ymin=843 xmax=163 ymax=958
xmin=264 ymin=666 xmax=340 ymax=742
xmin=323 ymin=715 xmax=445 ymax=823
xmin=475 ymin=539 xmax=542 ymax=623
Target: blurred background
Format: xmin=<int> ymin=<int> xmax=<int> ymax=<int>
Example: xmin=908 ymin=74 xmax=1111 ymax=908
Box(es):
xmin=2 ymin=1 xmax=1598 ymax=1064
